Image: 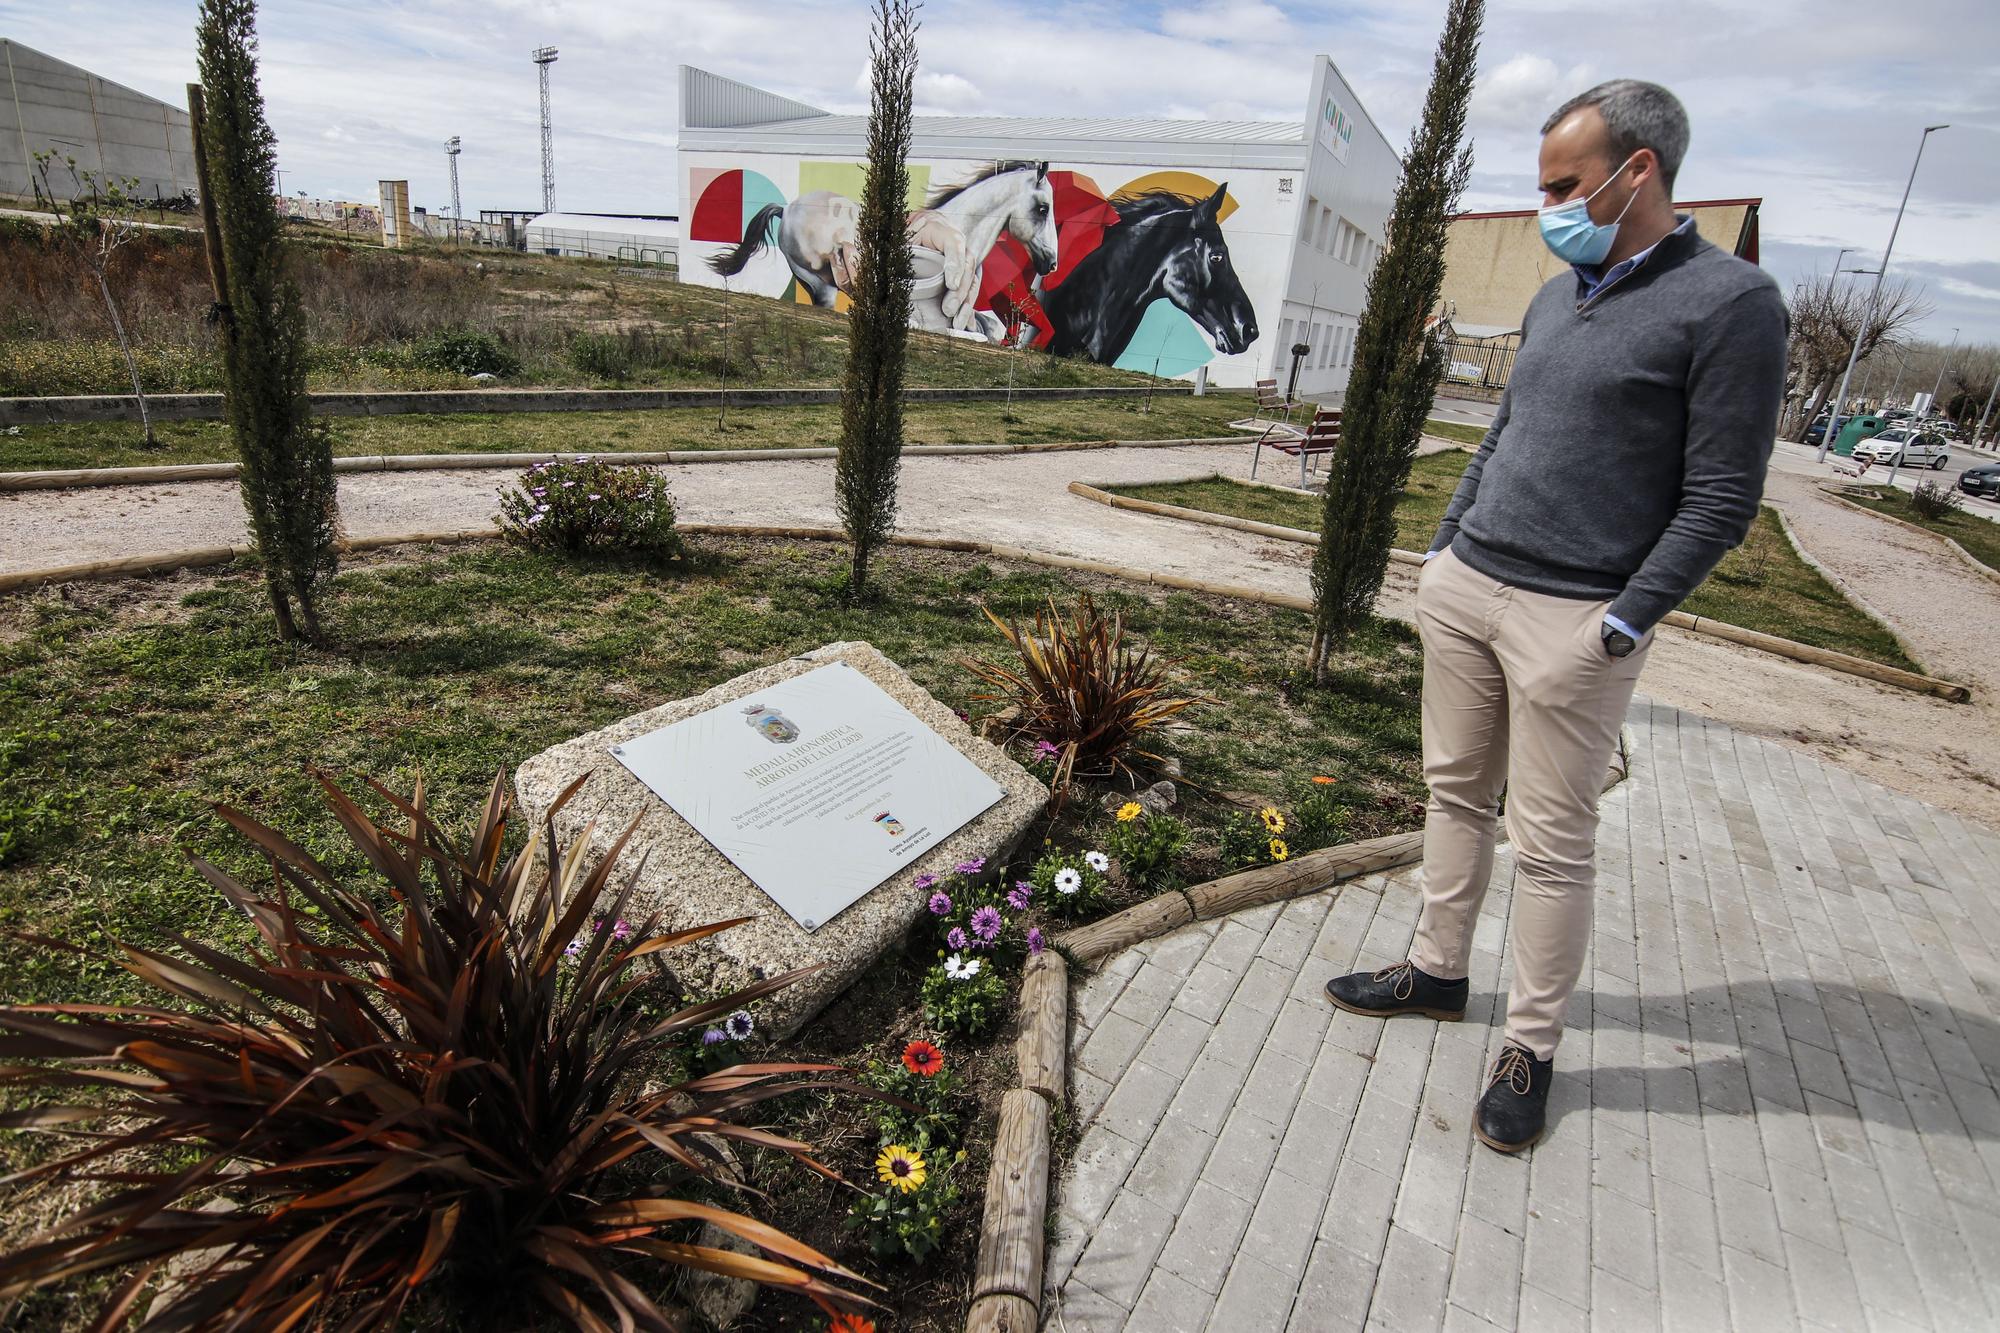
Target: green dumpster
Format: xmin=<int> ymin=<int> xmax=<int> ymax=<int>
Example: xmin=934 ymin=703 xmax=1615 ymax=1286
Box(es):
xmin=1832 ymin=414 xmax=1885 ymax=456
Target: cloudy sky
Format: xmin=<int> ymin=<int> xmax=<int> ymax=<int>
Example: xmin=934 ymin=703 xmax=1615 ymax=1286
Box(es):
xmin=9 ymin=0 xmax=1996 ymax=343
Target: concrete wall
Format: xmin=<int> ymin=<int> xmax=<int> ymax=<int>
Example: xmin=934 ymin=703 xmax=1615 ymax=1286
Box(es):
xmin=1 ymin=40 xmax=196 ymax=203
xmin=1439 ymin=201 xmax=1759 ymax=331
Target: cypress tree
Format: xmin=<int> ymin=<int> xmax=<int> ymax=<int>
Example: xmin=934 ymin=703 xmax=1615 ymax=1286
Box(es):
xmin=194 ymin=0 xmax=338 ymax=643
xmin=835 ymin=0 xmax=919 ymax=599
xmin=1307 ymin=0 xmax=1482 ymax=677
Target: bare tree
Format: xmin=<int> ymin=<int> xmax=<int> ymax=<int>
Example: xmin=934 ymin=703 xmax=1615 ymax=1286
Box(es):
xmin=1784 ymin=271 xmax=1928 ymax=440
xmin=30 ymin=153 xmax=158 ymax=446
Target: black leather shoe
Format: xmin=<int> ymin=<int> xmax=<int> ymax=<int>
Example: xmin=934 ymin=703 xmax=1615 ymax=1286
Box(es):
xmin=1475 ymin=1043 xmax=1554 ymax=1153
xmin=1324 ymin=960 xmax=1467 ymax=1021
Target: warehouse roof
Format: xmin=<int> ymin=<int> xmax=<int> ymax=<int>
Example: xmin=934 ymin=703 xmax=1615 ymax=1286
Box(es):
xmin=677 ymin=66 xmax=1308 ymax=170
xmin=524 ymin=212 xmax=681 ymax=240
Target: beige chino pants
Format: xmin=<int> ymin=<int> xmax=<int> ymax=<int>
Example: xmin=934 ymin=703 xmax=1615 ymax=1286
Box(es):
xmin=1408 ymin=547 xmax=1651 ymax=1060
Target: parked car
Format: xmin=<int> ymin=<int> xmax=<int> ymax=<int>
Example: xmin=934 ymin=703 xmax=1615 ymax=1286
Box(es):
xmin=1960 ymin=464 xmax=2000 ymax=499
xmin=1805 ymin=414 xmax=1848 ymax=446
xmin=1881 ymin=407 xmax=1914 ymax=421
xmin=1853 ymin=428 xmax=1951 ymax=469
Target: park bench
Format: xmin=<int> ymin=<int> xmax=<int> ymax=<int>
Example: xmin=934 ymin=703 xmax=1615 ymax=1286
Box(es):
xmin=1251 ymin=405 xmax=1343 ymax=488
xmin=1228 ymin=378 xmax=1306 ymax=436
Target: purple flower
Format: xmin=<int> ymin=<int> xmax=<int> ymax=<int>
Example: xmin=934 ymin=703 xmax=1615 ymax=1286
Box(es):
xmin=947 ymin=927 xmax=968 ymax=950
xmin=914 ymin=873 xmax=938 ymax=891
xmin=725 ymin=1010 xmax=754 ymax=1041
xmin=1028 ymin=927 xmax=1046 ymax=955
xmin=531 ymin=487 xmax=547 ymax=497
xmin=587 ymin=493 xmax=602 ymax=501
xmin=611 ymin=919 xmax=632 ymax=941
xmin=970 ymin=906 xmax=1002 ymax=942
xmin=1034 ymin=739 xmax=1060 ymax=759
xmin=702 ymin=1028 xmax=727 ymax=1045
xmin=563 ymin=936 xmax=583 ymax=957
xmin=928 ymin=891 xmax=952 ymax=916
xmin=1007 ymin=882 xmax=1032 ymax=911
xmin=954 ymin=857 xmax=986 ymax=876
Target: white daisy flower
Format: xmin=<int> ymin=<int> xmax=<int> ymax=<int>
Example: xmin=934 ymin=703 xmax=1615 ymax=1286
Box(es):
xmin=1055 ymin=867 xmax=1083 ymax=895
xmin=944 ymin=953 xmax=983 ymax=981
xmin=1084 ymin=850 xmax=1109 ymax=873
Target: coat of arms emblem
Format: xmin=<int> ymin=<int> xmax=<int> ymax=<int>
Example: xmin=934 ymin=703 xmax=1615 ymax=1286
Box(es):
xmin=742 ymin=703 xmax=801 ymax=744
xmin=874 ymin=811 xmax=905 ymax=836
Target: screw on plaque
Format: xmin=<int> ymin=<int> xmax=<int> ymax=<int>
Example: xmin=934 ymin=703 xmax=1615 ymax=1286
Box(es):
xmin=803 ymin=919 xmax=816 ymax=931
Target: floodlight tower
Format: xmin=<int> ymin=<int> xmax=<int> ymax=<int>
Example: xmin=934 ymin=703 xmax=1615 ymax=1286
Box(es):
xmin=444 ymin=136 xmax=463 ymax=245
xmin=533 ymin=46 xmax=559 ymax=213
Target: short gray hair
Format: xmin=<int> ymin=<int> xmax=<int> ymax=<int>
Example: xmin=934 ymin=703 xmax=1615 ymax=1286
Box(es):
xmin=1542 ymin=79 xmax=1690 ymax=190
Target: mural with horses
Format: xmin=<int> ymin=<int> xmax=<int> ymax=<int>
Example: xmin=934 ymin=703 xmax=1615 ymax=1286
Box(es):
xmin=688 ymin=160 xmax=1261 ymax=377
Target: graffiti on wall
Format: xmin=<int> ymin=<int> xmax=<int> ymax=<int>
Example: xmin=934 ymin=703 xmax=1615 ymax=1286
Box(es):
xmin=690 ymin=160 xmax=1258 ymax=376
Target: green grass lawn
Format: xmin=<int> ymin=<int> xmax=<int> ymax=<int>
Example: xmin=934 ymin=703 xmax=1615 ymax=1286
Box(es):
xmin=0 ymin=536 xmax=1423 ymax=1012
xmin=1422 ymin=419 xmax=1488 ymax=447
xmin=1105 ymin=466 xmax=1920 ymax=671
xmin=0 ymin=394 xmax=1254 ymax=473
xmin=1841 ymin=488 xmax=2000 ymax=574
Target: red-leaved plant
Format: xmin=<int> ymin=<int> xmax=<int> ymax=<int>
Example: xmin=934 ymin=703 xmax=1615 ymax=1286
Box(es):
xmin=0 ymin=770 xmax=877 ymax=1330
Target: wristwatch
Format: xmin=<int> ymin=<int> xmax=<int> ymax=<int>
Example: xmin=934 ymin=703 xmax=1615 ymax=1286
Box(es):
xmin=1602 ymin=625 xmax=1637 ymax=659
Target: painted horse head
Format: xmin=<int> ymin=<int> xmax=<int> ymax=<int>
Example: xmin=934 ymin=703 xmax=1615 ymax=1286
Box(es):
xmin=1004 ymin=162 xmax=1059 ymax=276
xmin=1160 ymin=182 xmax=1258 ymax=355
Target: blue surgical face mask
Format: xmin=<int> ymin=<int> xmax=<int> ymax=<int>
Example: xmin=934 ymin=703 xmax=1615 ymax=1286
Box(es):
xmin=1537 ymin=155 xmax=1642 ymax=266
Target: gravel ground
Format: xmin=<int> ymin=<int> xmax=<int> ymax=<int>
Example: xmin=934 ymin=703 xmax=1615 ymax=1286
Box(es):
xmin=6 ymin=438 xmax=1997 ymax=830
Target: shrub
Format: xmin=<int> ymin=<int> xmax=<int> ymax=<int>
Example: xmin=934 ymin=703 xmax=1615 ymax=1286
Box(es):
xmin=965 ymin=594 xmax=1209 ymax=784
xmin=1104 ymin=803 xmax=1191 ymax=891
xmin=1911 ymin=479 xmax=1965 ymax=521
xmin=570 ymin=329 xmax=635 ymax=381
xmin=920 ymin=954 xmax=1009 ymax=1038
xmin=497 ymin=457 xmax=685 ymax=558
xmin=413 ymin=326 xmax=518 ymax=377
xmin=1027 ymin=845 xmax=1114 ymax=920
xmin=845 ymin=1141 xmax=964 ymax=1261
xmin=1220 ymin=803 xmax=1295 ymax=870
xmin=0 ymin=770 xmax=875 ymax=1330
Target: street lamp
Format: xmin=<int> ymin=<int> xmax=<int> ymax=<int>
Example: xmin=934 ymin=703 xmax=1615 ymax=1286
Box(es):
xmin=444 ymin=136 xmax=463 ymax=247
xmin=1928 ymin=327 xmax=1959 ymax=414
xmin=1818 ymin=123 xmax=1949 ymax=464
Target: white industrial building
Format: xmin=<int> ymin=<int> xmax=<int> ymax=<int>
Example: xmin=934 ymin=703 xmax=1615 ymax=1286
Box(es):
xmin=674 ymin=58 xmax=1397 ymax=393
xmin=1 ymin=39 xmax=197 ymax=204
xmin=521 ymin=212 xmax=680 ymax=268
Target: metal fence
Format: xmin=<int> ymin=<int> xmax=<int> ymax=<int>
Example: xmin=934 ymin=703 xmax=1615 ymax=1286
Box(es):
xmin=1441 ymin=334 xmax=1519 ymax=392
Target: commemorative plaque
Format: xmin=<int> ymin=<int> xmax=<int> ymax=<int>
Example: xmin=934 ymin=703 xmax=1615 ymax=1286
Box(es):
xmin=610 ymin=661 xmax=1005 ymax=932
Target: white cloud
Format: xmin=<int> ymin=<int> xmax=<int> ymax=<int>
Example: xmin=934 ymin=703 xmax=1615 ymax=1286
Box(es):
xmin=1159 ymin=0 xmax=1292 ymax=45
xmin=915 ymin=71 xmax=983 ymax=112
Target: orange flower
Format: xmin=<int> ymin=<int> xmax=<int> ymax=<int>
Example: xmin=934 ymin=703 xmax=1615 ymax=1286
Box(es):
xmin=902 ymin=1039 xmax=944 ymax=1077
xmin=1311 ymin=775 xmax=1336 ymax=785
xmin=829 ymin=1315 xmax=876 ymax=1333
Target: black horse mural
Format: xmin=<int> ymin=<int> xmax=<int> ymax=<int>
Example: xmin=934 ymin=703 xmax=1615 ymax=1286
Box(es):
xmin=1038 ymin=183 xmax=1258 ymax=365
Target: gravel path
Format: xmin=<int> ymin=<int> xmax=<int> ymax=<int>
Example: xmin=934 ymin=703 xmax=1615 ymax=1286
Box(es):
xmin=5 ymin=440 xmax=1998 ymax=829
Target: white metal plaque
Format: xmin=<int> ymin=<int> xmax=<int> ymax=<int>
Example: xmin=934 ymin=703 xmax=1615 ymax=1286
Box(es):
xmin=610 ymin=662 xmax=1004 ymax=932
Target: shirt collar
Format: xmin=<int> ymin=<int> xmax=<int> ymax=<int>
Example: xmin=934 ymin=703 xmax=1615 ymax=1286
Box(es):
xmin=1575 ymin=213 xmax=1696 ymax=297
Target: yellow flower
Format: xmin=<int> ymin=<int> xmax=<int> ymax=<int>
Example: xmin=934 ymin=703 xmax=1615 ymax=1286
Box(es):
xmin=1116 ymin=802 xmax=1143 ymax=823
xmin=1269 ymin=838 xmax=1289 ymax=862
xmin=1259 ymin=807 xmax=1286 ymax=835
xmin=877 ymin=1144 xmax=927 ymax=1193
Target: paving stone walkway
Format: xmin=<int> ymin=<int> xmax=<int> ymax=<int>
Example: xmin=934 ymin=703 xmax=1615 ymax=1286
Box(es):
xmin=1047 ymin=697 xmax=2000 ymax=1332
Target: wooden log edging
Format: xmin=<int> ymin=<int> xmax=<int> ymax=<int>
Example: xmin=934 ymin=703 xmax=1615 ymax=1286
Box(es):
xmin=0 ymin=383 xmax=1196 ymax=427
xmin=966 ymin=953 xmax=1068 ymax=1332
xmin=1819 ymin=486 xmax=2000 ymax=593
xmin=1067 ymin=478 xmax=1972 ymax=703
xmin=0 ymin=436 xmax=1247 ymax=493
xmin=1056 ymin=831 xmax=1426 ymax=968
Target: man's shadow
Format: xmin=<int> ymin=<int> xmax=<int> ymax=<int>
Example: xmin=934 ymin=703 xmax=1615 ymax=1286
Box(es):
xmin=1531 ymin=979 xmax=2000 ymax=1139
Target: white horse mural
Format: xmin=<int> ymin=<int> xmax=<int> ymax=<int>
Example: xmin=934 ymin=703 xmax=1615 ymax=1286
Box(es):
xmin=705 ymin=161 xmax=1057 ymax=344
xmin=907 ymin=161 xmax=1057 ymax=334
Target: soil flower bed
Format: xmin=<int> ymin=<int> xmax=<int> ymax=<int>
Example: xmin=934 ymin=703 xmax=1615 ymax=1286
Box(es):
xmin=0 ymin=535 xmax=1426 ymax=1330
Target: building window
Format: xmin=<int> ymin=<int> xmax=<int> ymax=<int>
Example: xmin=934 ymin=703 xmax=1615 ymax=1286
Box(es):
xmin=1316 ymin=208 xmax=1332 ymax=252
xmin=1300 ymin=195 xmax=1319 ymax=244
xmin=1277 ymin=319 xmax=1293 ymax=365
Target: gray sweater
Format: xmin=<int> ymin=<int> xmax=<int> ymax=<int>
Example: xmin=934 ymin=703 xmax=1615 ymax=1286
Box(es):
xmin=1430 ymin=224 xmax=1789 ymax=634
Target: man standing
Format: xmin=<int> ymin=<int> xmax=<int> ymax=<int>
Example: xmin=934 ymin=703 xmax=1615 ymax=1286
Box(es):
xmin=1325 ymin=80 xmax=1789 ymax=1152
